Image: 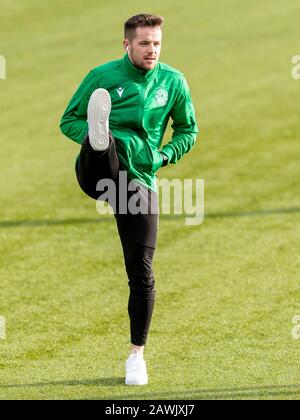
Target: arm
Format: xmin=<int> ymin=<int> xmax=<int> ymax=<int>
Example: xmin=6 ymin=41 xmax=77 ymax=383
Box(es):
xmin=161 ymin=77 xmax=198 ymax=164
xmin=60 ymin=70 xmax=97 ymax=144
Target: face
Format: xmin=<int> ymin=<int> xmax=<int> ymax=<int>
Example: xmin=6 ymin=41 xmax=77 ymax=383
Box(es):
xmin=124 ymin=26 xmax=162 ymax=71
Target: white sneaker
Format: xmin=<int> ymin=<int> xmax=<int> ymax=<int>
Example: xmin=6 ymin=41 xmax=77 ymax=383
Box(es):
xmin=87 ymin=88 xmax=111 ymax=151
xmin=125 ymin=353 xmax=148 ymax=386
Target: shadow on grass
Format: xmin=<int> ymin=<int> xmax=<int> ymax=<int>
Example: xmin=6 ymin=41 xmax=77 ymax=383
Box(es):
xmin=0 ymin=377 xmax=124 ymax=389
xmin=0 ymin=217 xmax=113 ymax=229
xmin=98 ymin=383 xmax=300 ymax=400
xmin=0 ymin=207 xmax=299 ymax=229
xmin=0 ymin=380 xmax=299 ymax=400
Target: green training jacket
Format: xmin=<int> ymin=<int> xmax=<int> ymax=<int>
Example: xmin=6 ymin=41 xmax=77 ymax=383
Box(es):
xmin=60 ymin=54 xmax=198 ymax=192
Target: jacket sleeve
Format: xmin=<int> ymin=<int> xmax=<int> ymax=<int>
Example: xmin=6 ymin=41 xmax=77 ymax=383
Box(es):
xmin=60 ymin=70 xmax=98 ymax=144
xmin=161 ymin=76 xmax=198 ymax=164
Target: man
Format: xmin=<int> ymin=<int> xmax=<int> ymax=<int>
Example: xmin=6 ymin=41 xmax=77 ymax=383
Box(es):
xmin=60 ymin=14 xmax=198 ymax=386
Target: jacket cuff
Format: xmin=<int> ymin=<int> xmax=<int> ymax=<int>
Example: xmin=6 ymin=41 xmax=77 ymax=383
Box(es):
xmin=161 ymin=145 xmax=175 ymax=163
xmin=153 ymin=149 xmax=164 ymax=172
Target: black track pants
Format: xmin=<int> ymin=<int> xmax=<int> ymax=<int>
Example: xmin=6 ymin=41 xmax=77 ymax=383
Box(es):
xmin=75 ymin=134 xmax=158 ymax=346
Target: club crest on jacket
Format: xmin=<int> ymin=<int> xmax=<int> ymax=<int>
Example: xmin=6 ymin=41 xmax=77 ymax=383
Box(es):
xmin=155 ymin=88 xmax=168 ymax=106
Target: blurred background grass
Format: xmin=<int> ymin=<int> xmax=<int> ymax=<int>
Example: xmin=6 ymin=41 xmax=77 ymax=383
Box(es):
xmin=0 ymin=0 xmax=299 ymax=400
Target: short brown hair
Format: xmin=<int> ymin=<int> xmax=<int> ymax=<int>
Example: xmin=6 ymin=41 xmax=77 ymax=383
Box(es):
xmin=124 ymin=14 xmax=164 ymax=40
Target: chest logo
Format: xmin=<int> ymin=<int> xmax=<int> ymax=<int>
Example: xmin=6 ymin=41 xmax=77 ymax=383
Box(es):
xmin=116 ymin=87 xmax=125 ymax=98
xmin=155 ymin=88 xmax=168 ymax=107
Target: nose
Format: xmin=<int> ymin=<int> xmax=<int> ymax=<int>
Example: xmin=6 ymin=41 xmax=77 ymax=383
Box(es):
xmin=149 ymin=44 xmax=156 ymax=53
xmin=148 ymin=43 xmax=156 ymax=55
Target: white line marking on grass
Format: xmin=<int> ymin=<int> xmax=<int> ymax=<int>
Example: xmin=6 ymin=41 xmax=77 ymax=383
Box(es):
xmin=291 ymin=315 xmax=300 ymax=339
xmin=0 ymin=55 xmax=6 ymax=80
xmin=0 ymin=316 xmax=6 ymax=340
xmin=291 ymin=55 xmax=300 ymax=80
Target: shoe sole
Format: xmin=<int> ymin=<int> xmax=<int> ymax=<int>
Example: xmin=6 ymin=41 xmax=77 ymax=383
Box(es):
xmin=87 ymin=88 xmax=111 ymax=151
xmin=125 ymin=375 xmax=148 ymax=386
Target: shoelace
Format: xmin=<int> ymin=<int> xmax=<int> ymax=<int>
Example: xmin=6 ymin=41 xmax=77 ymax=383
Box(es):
xmin=126 ymin=354 xmax=145 ymax=373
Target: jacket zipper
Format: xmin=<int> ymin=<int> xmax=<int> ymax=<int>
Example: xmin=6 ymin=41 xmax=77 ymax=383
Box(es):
xmin=136 ymin=83 xmax=155 ymax=170
xmin=138 ymin=84 xmax=147 ymax=129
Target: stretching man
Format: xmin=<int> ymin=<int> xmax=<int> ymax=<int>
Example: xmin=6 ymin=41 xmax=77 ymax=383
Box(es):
xmin=60 ymin=14 xmax=198 ymax=385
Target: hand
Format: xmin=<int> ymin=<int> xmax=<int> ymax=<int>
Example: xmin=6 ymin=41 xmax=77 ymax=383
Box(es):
xmin=160 ymin=152 xmax=169 ymax=167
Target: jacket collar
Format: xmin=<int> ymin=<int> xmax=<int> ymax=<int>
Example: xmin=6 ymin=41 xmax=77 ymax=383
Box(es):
xmin=122 ymin=54 xmax=158 ymax=83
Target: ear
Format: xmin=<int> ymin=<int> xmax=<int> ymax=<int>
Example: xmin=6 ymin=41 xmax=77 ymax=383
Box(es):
xmin=123 ymin=39 xmax=129 ymax=52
